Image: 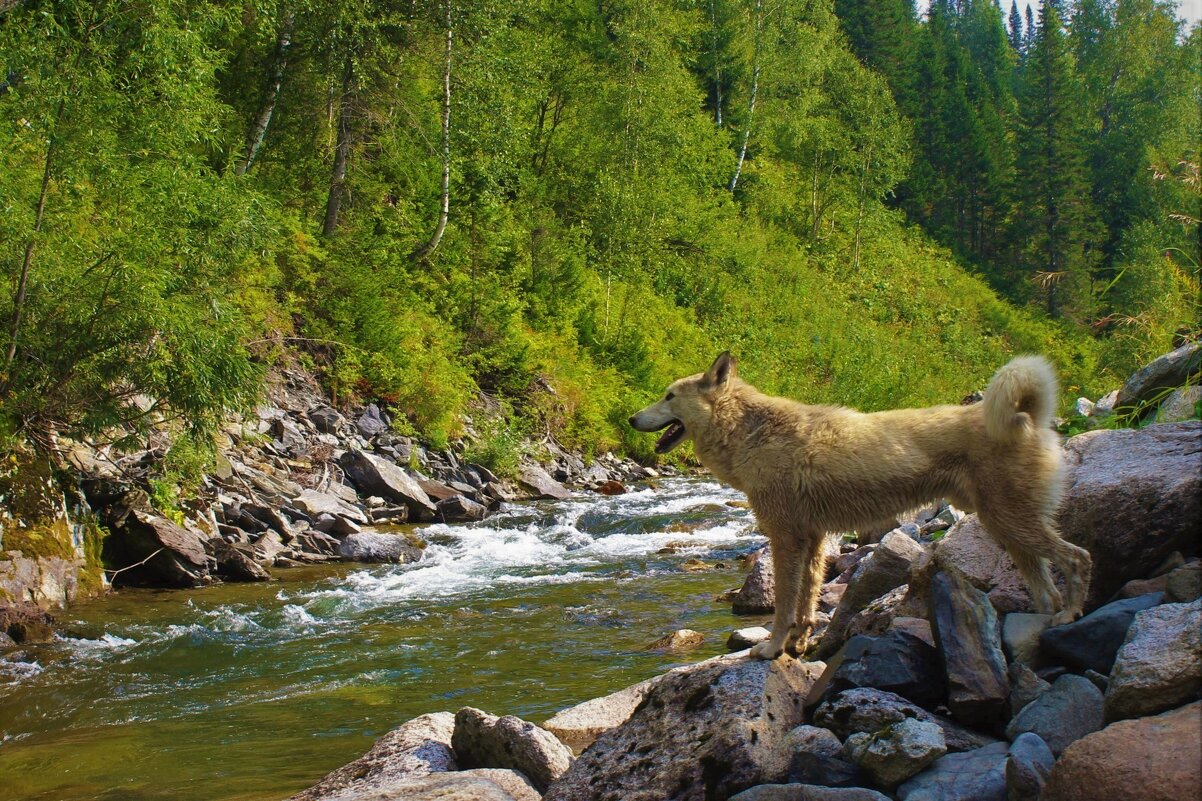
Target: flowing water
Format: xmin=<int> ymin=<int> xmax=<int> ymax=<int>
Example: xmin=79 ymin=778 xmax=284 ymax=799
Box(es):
xmin=0 ymin=479 xmax=768 ymax=801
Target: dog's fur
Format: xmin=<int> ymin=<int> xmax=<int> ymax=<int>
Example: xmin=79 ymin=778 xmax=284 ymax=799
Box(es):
xmin=630 ymin=352 xmax=1091 ymax=661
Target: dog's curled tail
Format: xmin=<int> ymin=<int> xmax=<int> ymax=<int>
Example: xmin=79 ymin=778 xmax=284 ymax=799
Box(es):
xmin=983 ymin=355 xmax=1059 ymax=442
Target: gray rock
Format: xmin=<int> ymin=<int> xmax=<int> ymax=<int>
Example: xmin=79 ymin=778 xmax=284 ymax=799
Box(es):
xmin=844 ymin=718 xmax=947 ymax=788
xmin=1001 ymin=614 xmax=1051 ymax=667
xmin=516 ymin=464 xmax=571 ymax=500
xmin=897 ymin=741 xmax=1009 ymax=801
xmin=1006 ymin=663 xmax=1051 ymax=718
xmin=1074 ymin=397 xmax=1095 ymax=417
xmin=818 ymin=532 xmax=926 ymax=658
xmin=913 ymin=516 xmax=1034 ymax=615
xmin=337 ymin=532 xmax=424 ymax=564
xmin=845 ymin=585 xmax=912 ymax=641
xmin=807 ymin=630 xmax=945 ymax=710
xmin=730 ymin=786 xmax=891 ymax=801
xmin=1114 ymin=342 xmax=1202 ymax=413
xmin=734 ymin=547 xmax=775 ymax=614
xmin=1005 ymin=674 xmax=1103 ymax=757
xmin=1154 ymin=385 xmax=1202 ymax=424
xmin=340 ymin=449 xmax=437 ymax=519
xmin=1104 ymin=598 xmax=1202 ymax=722
xmin=1038 ymin=592 xmax=1163 ymax=674
xmin=209 ymin=540 xmax=271 ymax=582
xmin=436 ymin=494 xmax=488 ymax=522
xmin=286 ymin=712 xmax=456 ymax=800
xmin=1006 ymin=732 xmax=1054 ymax=801
xmin=1093 ymin=390 xmax=1119 ymax=414
xmin=729 ymin=626 xmax=773 ymax=650
xmin=929 ymin=572 xmax=1009 ymax=730
xmin=786 ymin=725 xmax=864 ymax=788
xmin=105 ymin=503 xmax=212 ymax=587
xmin=1059 ymin=422 xmax=1202 ymax=605
xmin=812 ymin=688 xmax=996 ymax=754
xmin=544 ymin=654 xmax=825 ymax=801
xmin=293 ymin=489 xmax=369 ymax=525
xmin=355 ymin=404 xmax=389 ymax=438
xmin=1165 ymin=562 xmax=1202 ymax=603
xmin=308 ymin=406 xmax=345 ymax=434
xmin=542 ymin=677 xmax=660 ymax=753
xmin=452 ymin=707 xmax=574 ymax=793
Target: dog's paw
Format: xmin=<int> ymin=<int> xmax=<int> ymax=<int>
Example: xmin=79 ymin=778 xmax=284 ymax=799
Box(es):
xmin=749 ymin=641 xmax=784 ymax=661
xmin=1049 ymin=609 xmax=1080 ymax=627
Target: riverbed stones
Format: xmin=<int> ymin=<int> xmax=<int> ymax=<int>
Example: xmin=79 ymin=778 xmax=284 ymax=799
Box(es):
xmin=544 ymin=654 xmax=825 ymax=801
xmin=1041 ymin=701 xmax=1202 ymax=801
xmin=292 ymin=489 xmax=369 ymax=526
xmin=808 ymin=631 xmax=944 ymax=710
xmin=1037 ymin=592 xmax=1162 ymax=674
xmin=896 ymin=741 xmax=1009 ymax=801
xmin=913 ymin=516 xmax=1032 ymax=616
xmin=105 ymin=503 xmax=212 ymax=587
xmin=844 ymin=717 xmax=947 ymax=788
xmin=516 ymin=464 xmax=571 ymax=501
xmin=337 ymin=531 xmax=424 ymax=564
xmin=541 ymin=677 xmax=660 ymax=752
xmin=1005 ymin=674 xmax=1103 ymax=757
xmin=730 ymin=786 xmax=891 ymax=801
xmin=436 ymin=494 xmax=488 ymax=522
xmin=729 ymin=626 xmax=773 ymax=650
xmin=649 ymin=629 xmax=704 ymax=651
xmin=287 ymin=711 xmax=457 ymax=800
xmin=1005 ymin=732 xmax=1054 ymax=801
xmin=734 ymin=547 xmax=775 ymax=614
xmin=785 ymin=725 xmax=863 ymax=787
xmin=0 ymin=602 xmax=55 ymax=643
xmin=452 ymin=707 xmax=573 ymax=793
xmin=1058 ymin=421 xmax=1202 ymax=605
xmin=1104 ymin=598 xmax=1202 ymax=722
xmin=1165 ymin=561 xmax=1202 ymax=602
xmin=811 ymin=688 xmax=994 ymax=754
xmin=929 ymin=572 xmax=1009 ymax=730
xmin=208 ymin=539 xmax=270 ymax=582
xmin=339 ymin=449 xmax=437 ymax=519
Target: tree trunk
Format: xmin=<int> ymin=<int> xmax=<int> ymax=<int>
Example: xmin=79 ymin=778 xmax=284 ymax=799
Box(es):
xmin=709 ymin=0 xmax=723 ymax=127
xmin=236 ymin=13 xmax=294 ymax=176
xmin=322 ymin=59 xmax=354 ymax=238
xmin=411 ymin=2 xmax=453 ymax=262
xmin=728 ymin=0 xmax=762 ymax=192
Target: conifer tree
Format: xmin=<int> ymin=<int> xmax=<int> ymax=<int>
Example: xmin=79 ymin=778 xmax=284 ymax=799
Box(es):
xmin=1008 ymin=0 xmax=1025 ymax=52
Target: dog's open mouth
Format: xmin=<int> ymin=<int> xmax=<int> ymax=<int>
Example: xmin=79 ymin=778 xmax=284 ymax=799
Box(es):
xmin=655 ymin=420 xmax=686 ymax=453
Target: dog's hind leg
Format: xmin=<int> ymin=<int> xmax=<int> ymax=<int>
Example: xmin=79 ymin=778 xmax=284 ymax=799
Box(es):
xmin=1006 ymin=546 xmax=1061 ymax=615
xmin=786 ymin=535 xmax=828 ymax=657
xmin=983 ymin=512 xmax=1092 ymax=625
xmin=750 ymin=534 xmax=805 ymax=661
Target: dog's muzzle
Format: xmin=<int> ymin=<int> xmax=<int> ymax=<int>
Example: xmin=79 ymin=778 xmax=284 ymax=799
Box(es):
xmin=629 ymin=412 xmax=687 ymax=453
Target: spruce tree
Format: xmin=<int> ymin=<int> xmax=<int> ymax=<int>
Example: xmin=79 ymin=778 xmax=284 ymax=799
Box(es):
xmin=1008 ymin=0 xmax=1025 ymax=52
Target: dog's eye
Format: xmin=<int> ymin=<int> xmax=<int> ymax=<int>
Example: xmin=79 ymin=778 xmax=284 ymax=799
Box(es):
xmin=665 ymin=392 xmax=675 ymax=401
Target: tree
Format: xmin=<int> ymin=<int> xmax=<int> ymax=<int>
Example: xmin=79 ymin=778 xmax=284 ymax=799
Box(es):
xmin=1008 ymin=0 xmax=1025 ymax=52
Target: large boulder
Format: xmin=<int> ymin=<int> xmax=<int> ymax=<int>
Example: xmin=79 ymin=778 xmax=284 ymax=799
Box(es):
xmin=208 ymin=539 xmax=271 ymax=582
xmin=896 ymin=742 xmax=1009 ymax=801
xmin=0 ymin=602 xmax=56 ymax=643
xmin=338 ymin=532 xmax=425 ymax=564
xmin=544 ymin=654 xmax=825 ymax=801
xmin=516 ymin=464 xmax=571 ymax=501
xmin=1038 ymin=592 xmax=1162 ymax=674
xmin=292 ymin=489 xmax=369 ymax=526
xmin=844 ymin=718 xmax=947 ymax=789
xmin=1004 ymin=675 xmax=1103 ymax=757
xmin=807 ymin=631 xmax=945 ymax=710
xmin=1114 ymin=342 xmax=1202 ymax=413
xmin=339 ymin=449 xmax=437 ymax=519
xmin=1005 ymin=732 xmax=1054 ymax=801
xmin=452 ymin=707 xmax=574 ymax=793
xmin=1058 ymin=421 xmax=1201 ymax=605
xmin=929 ymin=572 xmax=1009 ymax=731
xmin=104 ymin=499 xmax=212 ymax=587
xmin=812 ymin=688 xmax=996 ymax=754
xmin=1041 ymin=701 xmax=1201 ymax=801
xmin=912 ymin=517 xmax=1034 ymax=616
xmin=286 ymin=712 xmax=456 ymax=800
xmin=733 ymin=547 xmax=775 ymax=614
xmin=785 ymin=725 xmax=863 ymax=788
xmin=542 ymin=677 xmax=661 ymax=752
xmin=1104 ymin=598 xmax=1202 ymax=722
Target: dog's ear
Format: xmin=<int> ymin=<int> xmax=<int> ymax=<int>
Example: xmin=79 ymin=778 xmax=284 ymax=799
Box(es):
xmin=703 ymin=351 xmax=736 ymax=390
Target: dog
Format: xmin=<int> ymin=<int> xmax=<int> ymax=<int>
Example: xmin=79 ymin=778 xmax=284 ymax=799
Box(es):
xmin=630 ymin=352 xmax=1091 ymax=660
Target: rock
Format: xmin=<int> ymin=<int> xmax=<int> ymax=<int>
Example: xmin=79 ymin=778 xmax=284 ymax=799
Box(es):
xmin=1114 ymin=342 xmax=1202 ymax=413
xmin=818 ymin=582 xmax=847 ymax=612
xmin=340 ymin=449 xmax=437 ymax=519
xmin=845 ymin=585 xmax=912 ymax=641
xmin=1006 ymin=663 xmax=1050 ymax=718
xmin=1005 ymin=732 xmax=1054 ymax=801
xmin=542 ymin=677 xmax=660 ymax=753
xmin=209 ymin=540 xmax=271 ymax=582
xmin=785 ymin=725 xmax=864 ymax=788
xmin=1115 ymin=573 xmax=1171 ymax=598
xmin=1005 ymin=674 xmax=1103 ymax=757
xmin=728 ymin=627 xmax=773 ymax=650
xmin=812 ymin=688 xmax=995 ymax=754
xmin=544 ymin=654 xmax=825 ymax=801
xmin=1154 ymin=385 xmax=1202 ymax=423
xmin=1104 ymin=598 xmax=1202 ymax=722
xmin=929 ymin=572 xmax=1009 ymax=730
xmin=1073 ymin=397 xmax=1095 ymax=417
xmin=1093 ymin=389 xmax=1119 ymax=414
xmin=896 ymin=741 xmax=1009 ymax=801
xmin=292 ymin=489 xmax=369 ymax=526
xmin=452 ymin=707 xmax=574 ymax=793
xmin=298 ymin=771 xmax=525 ymax=801
xmin=807 ymin=631 xmax=945 ymax=710
xmin=729 ymin=786 xmax=891 ymax=801
xmin=818 ymin=532 xmax=925 ymax=658
xmin=1059 ymin=422 xmax=1202 ymax=605
xmin=913 ymin=516 xmax=1034 ymax=616
xmin=595 ymin=480 xmax=627 ymax=496
xmin=436 ymin=494 xmax=488 ymax=522
xmin=104 ymin=503 xmax=212 ymax=587
xmin=414 ymin=478 xmax=460 ymax=503
xmin=1038 ymin=592 xmax=1163 ymax=674
xmin=456 ymin=770 xmax=541 ymax=801
xmin=308 ymin=406 xmax=345 ymax=434
xmin=355 ymin=404 xmax=389 ymax=438
xmin=844 ymin=718 xmax=947 ymax=788
xmin=286 ymin=712 xmax=456 ymax=800
xmin=516 ymin=464 xmax=571 ymax=501
xmin=1041 ymin=701 xmax=1201 ymax=801
xmin=1001 ymin=613 xmax=1050 ymax=667
xmin=338 ymin=532 xmax=424 ymax=564
xmin=0 ymin=602 xmax=55 ymax=643
xmin=649 ymin=629 xmax=704 ymax=651
xmin=734 ymin=547 xmax=775 ymax=614
xmin=889 ymin=617 xmax=935 ymax=648
xmin=834 ymin=545 xmax=875 ymax=579
xmin=1165 ymin=562 xmax=1202 ymax=602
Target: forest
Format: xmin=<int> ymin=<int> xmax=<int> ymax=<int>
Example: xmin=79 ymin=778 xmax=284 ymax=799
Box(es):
xmin=1 ymin=0 xmax=1198 ymax=466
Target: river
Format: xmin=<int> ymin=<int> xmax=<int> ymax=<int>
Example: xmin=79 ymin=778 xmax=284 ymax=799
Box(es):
xmin=0 ymin=478 xmax=766 ymax=801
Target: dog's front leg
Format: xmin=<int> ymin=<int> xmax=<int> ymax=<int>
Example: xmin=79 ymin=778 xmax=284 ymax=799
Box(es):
xmin=750 ymin=534 xmax=804 ymax=661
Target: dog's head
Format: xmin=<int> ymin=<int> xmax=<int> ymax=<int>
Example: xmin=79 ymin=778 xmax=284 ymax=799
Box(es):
xmin=628 ymin=352 xmax=737 ymax=454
